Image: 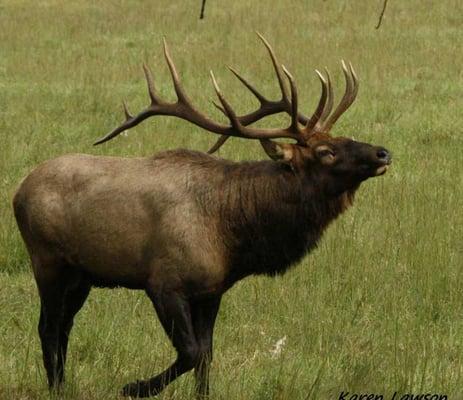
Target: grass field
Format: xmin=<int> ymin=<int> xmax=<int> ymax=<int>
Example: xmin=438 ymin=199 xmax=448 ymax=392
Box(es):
xmin=1 ymin=0 xmax=462 ymax=399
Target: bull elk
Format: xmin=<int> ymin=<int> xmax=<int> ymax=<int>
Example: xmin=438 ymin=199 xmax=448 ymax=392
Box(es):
xmin=13 ymin=34 xmax=391 ymax=398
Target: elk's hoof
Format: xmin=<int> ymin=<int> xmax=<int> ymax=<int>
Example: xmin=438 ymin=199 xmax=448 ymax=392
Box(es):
xmin=121 ymin=380 xmax=150 ymax=398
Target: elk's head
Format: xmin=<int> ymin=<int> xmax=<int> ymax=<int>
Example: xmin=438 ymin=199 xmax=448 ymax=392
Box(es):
xmin=301 ymin=133 xmax=391 ymax=193
xmin=262 ymin=129 xmax=391 ymax=195
xmin=94 ymin=34 xmax=391 ymax=195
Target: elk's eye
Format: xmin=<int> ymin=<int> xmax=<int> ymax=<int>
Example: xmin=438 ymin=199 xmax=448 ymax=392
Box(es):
xmin=316 ymin=146 xmax=336 ymax=165
xmin=318 ymin=149 xmax=334 ymax=157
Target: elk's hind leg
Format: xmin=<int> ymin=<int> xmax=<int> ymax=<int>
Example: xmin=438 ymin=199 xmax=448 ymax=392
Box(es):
xmin=57 ymin=278 xmax=91 ymax=381
xmin=31 ymin=250 xmax=87 ymax=388
xmin=33 ymin=254 xmax=68 ymax=389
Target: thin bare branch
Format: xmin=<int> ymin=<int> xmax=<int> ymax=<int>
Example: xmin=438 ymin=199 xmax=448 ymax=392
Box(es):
xmin=375 ymin=0 xmax=389 ymax=29
xmin=200 ymin=0 xmax=206 ymax=19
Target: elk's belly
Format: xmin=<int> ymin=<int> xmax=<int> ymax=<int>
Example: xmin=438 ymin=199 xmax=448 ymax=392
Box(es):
xmin=60 ymin=199 xmax=227 ymax=295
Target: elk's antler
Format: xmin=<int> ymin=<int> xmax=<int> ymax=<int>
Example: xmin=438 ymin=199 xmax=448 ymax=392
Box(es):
xmin=94 ymin=35 xmax=359 ymax=152
xmin=94 ymin=38 xmax=306 ymax=146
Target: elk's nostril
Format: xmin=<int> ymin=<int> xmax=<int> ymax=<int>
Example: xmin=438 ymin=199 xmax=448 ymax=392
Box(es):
xmin=377 ymin=149 xmax=389 ymax=160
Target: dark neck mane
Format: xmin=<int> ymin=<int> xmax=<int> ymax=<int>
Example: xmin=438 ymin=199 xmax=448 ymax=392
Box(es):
xmin=215 ymin=160 xmax=356 ymax=283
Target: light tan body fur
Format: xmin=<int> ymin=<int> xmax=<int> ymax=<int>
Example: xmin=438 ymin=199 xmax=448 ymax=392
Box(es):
xmin=15 ymin=152 xmax=227 ymax=296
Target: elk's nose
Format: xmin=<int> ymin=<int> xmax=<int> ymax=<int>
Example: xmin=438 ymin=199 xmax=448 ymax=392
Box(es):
xmin=376 ymin=148 xmax=391 ymax=164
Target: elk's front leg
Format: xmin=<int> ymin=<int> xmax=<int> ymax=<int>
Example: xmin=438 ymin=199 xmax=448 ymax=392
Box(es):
xmin=192 ymin=296 xmax=221 ymax=399
xmin=122 ymin=289 xmax=200 ymax=398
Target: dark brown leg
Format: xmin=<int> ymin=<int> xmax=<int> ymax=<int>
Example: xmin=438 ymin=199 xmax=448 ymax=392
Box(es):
xmin=121 ymin=289 xmax=200 ymax=398
xmin=33 ymin=253 xmax=89 ymax=389
xmin=37 ymin=279 xmax=66 ymax=388
xmin=192 ymin=296 xmax=221 ymax=399
xmin=56 ymin=280 xmax=91 ymax=382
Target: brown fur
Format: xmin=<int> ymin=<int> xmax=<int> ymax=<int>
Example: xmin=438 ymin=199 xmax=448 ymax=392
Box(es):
xmin=13 ymin=136 xmax=390 ymax=398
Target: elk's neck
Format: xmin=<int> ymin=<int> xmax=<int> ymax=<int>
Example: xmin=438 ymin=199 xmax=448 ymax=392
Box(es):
xmin=216 ymin=161 xmax=357 ymax=282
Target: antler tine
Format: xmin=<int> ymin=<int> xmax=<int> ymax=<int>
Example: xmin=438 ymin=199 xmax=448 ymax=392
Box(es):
xmin=162 ymin=38 xmax=189 ymax=105
xmin=212 ymin=100 xmax=227 ymax=115
xmin=228 ymin=66 xmax=268 ymax=105
xmin=256 ymin=31 xmax=290 ymax=105
xmin=320 ymin=61 xmax=359 ymax=132
xmin=207 ymin=135 xmax=230 ymax=154
xmin=142 ymin=63 xmax=162 ymax=105
xmin=123 ymin=101 xmax=133 ymax=120
xmin=303 ymin=70 xmax=328 ymax=137
xmin=349 ymin=62 xmax=360 ymax=101
xmin=210 ymin=71 xmax=241 ymax=130
xmin=313 ymin=68 xmax=334 ymax=133
xmin=321 ymin=68 xmax=334 ymax=121
xmin=281 ymin=65 xmax=301 ymax=134
xmin=94 ymin=107 xmax=158 ymax=145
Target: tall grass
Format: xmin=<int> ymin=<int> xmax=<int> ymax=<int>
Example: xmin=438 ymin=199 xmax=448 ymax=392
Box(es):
xmin=0 ymin=0 xmax=462 ymax=398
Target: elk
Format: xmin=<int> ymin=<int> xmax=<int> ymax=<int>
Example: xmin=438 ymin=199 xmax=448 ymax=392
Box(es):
xmin=13 ymin=34 xmax=391 ymax=398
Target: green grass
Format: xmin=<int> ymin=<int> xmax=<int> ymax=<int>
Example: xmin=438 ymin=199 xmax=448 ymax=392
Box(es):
xmin=1 ymin=0 xmax=462 ymax=398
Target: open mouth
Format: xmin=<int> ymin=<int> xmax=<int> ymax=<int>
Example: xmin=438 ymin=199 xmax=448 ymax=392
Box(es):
xmin=375 ymin=165 xmax=389 ymax=176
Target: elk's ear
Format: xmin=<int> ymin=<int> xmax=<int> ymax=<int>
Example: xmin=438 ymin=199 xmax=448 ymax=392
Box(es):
xmin=259 ymin=139 xmax=295 ymax=163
